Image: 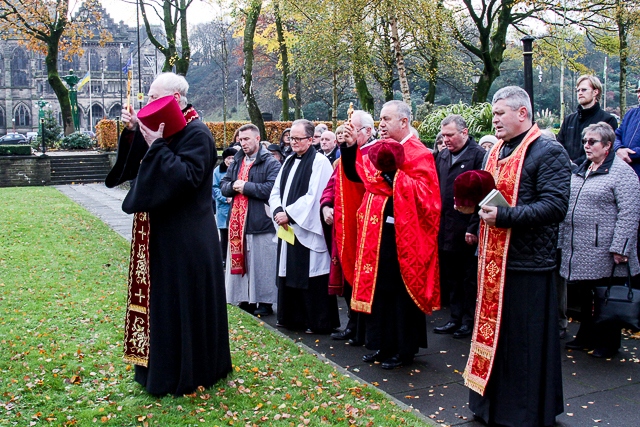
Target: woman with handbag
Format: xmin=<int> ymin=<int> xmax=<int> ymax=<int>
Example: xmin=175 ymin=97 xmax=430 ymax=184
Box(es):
xmin=559 ymin=122 xmax=640 ymax=358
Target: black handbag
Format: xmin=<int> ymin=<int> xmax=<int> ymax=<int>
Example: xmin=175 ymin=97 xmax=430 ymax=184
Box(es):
xmin=593 ymin=263 xmax=640 ymax=331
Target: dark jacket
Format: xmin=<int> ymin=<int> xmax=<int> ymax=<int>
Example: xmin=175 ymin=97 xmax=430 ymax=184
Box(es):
xmin=221 ymin=146 xmax=281 ymax=234
xmin=322 ymin=146 xmax=341 ymax=165
xmin=613 ymin=106 xmax=640 ymax=177
xmin=557 ymin=102 xmax=618 ymax=165
xmin=435 ymin=137 xmax=485 ymax=252
xmin=494 ymin=133 xmax=572 ymax=271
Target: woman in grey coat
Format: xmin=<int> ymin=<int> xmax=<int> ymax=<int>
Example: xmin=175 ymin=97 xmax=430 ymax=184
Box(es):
xmin=559 ymin=122 xmax=640 ymax=358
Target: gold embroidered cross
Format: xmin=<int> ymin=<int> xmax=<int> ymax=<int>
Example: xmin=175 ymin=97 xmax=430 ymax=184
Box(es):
xmin=137 ymin=226 xmax=147 ymax=239
xmin=134 ymin=289 xmax=146 ymax=303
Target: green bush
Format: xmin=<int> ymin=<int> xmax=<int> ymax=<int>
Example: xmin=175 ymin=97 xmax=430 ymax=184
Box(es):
xmin=31 ymin=110 xmax=63 ymax=151
xmin=418 ymin=102 xmax=493 ymax=146
xmin=57 ymin=131 xmax=94 ymax=150
xmin=0 ymin=145 xmax=31 ymax=155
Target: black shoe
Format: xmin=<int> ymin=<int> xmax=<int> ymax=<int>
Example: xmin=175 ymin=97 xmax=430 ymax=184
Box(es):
xmin=559 ymin=328 xmax=567 ymax=340
xmin=453 ymin=324 xmax=472 ymax=338
xmin=330 ymin=328 xmax=355 ymax=340
xmin=254 ymin=304 xmax=273 ymax=316
xmin=591 ymin=347 xmax=618 ymax=359
xmin=434 ymin=321 xmax=459 ymax=334
xmin=381 ymin=354 xmax=413 ymax=370
xmin=565 ymin=339 xmax=590 ymax=350
xmin=238 ymin=302 xmax=256 ymax=315
xmin=347 ymin=338 xmax=364 ymax=347
xmin=362 ymin=350 xmax=384 ymax=363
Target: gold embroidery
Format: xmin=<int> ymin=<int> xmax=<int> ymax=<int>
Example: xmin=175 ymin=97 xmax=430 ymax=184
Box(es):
xmin=128 ymin=316 xmax=149 ymax=355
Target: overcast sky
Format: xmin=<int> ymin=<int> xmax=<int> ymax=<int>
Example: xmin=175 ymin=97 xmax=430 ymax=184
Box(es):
xmin=98 ymin=0 xmax=219 ymax=27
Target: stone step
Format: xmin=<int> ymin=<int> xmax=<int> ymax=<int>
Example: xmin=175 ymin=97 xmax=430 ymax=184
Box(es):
xmin=48 ymin=154 xmax=111 ymax=185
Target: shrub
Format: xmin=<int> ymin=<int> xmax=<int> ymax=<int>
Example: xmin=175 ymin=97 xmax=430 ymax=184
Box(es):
xmin=57 ymin=132 xmax=94 ymax=150
xmin=418 ymin=102 xmax=493 ymax=146
xmin=0 ymin=145 xmax=31 ymax=156
xmin=96 ymin=119 xmax=123 ymax=151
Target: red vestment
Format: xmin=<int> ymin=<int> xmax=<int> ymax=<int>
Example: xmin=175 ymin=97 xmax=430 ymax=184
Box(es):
xmin=351 ymin=135 xmax=441 ymax=314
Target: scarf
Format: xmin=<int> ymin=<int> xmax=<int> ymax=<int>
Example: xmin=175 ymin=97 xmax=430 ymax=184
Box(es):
xmin=463 ymin=124 xmax=541 ymax=395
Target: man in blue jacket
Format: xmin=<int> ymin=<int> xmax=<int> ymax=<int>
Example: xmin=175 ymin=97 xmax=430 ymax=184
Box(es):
xmin=614 ymin=80 xmax=640 ymax=178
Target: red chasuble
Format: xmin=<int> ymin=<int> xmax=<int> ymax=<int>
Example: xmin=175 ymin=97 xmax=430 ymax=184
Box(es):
xmin=351 ymin=135 xmax=441 ymax=315
xmin=463 ymin=124 xmax=541 ymax=396
xmin=122 ymin=106 xmax=199 ymax=367
xmin=333 ymin=158 xmax=366 ymax=289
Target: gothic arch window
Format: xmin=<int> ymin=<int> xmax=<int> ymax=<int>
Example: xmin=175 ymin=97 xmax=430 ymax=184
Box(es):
xmin=11 ymin=48 xmax=29 ymax=87
xmin=14 ymin=104 xmax=31 ymax=127
xmin=60 ymin=55 xmax=80 ymax=73
xmin=88 ymin=49 xmax=101 ymax=71
xmin=0 ymin=53 xmax=4 ymax=86
xmin=109 ymin=104 xmax=121 ymax=119
xmin=107 ymin=49 xmax=119 ymax=71
xmin=0 ymin=107 xmax=5 ymax=128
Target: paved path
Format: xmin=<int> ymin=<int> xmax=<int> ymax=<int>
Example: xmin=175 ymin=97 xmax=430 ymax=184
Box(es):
xmin=57 ymin=183 xmax=640 ymax=427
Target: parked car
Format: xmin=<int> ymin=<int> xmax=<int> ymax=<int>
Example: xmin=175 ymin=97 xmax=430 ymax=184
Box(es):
xmin=0 ymin=133 xmax=28 ymax=145
xmin=26 ymin=131 xmax=38 ymax=143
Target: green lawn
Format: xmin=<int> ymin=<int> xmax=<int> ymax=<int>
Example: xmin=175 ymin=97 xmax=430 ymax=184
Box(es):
xmin=0 ymin=187 xmax=431 ymax=426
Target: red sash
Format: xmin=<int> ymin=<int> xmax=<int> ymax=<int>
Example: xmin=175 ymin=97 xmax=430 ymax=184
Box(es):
xmin=228 ymin=158 xmax=253 ymax=275
xmin=463 ymin=124 xmax=541 ymax=395
xmin=123 ymin=212 xmax=151 ymax=366
xmin=334 ymin=158 xmax=366 ymax=287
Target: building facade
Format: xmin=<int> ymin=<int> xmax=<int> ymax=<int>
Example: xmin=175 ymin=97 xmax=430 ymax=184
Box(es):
xmin=0 ymin=7 xmax=161 ymax=136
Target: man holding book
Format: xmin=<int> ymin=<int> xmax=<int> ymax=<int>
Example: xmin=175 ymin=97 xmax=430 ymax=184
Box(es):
xmin=464 ymin=86 xmax=571 ymax=427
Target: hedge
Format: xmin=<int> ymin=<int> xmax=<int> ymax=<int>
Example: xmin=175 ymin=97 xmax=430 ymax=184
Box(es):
xmin=95 ymin=119 xmax=428 ymax=151
xmin=0 ymin=145 xmax=31 ymax=156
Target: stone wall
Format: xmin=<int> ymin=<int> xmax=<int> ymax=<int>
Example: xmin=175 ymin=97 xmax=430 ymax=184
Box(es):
xmin=0 ymin=156 xmax=50 ymax=187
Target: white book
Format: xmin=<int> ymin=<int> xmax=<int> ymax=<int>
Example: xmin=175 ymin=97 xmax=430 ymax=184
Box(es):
xmin=478 ymin=188 xmax=510 ymax=208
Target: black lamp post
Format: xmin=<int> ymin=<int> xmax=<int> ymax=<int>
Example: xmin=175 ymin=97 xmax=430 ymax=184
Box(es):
xmin=521 ymin=35 xmax=535 ymax=113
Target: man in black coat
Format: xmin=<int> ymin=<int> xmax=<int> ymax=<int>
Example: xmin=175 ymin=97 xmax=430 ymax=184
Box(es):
xmin=557 ymin=74 xmax=618 ymax=166
xmin=105 ymin=72 xmax=232 ymax=396
xmin=433 ymin=115 xmax=486 ymax=339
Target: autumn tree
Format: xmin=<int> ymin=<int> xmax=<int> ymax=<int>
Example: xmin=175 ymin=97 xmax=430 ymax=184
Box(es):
xmin=0 ymin=0 xmax=110 ymax=135
xmin=239 ymin=0 xmax=266 ymax=139
xmin=138 ymin=0 xmax=193 ymax=75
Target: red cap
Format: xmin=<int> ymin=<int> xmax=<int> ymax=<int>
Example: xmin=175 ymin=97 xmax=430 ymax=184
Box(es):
xmin=454 ymin=170 xmax=496 ymax=207
xmin=137 ymin=95 xmax=187 ymax=138
xmin=368 ymin=138 xmax=405 ymax=172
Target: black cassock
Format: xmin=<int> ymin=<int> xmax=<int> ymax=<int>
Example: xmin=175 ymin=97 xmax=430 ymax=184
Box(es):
xmin=106 ymin=118 xmax=231 ymax=396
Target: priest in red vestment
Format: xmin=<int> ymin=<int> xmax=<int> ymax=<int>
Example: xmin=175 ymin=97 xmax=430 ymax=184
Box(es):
xmin=341 ymin=100 xmax=441 ymax=369
xmin=320 ymin=110 xmax=376 ymax=345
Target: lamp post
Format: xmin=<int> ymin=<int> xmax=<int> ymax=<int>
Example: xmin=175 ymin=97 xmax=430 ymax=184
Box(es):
xmin=37 ymin=96 xmax=48 ymax=154
xmin=521 ymin=35 xmax=535 ymax=114
xmin=11 ymin=117 xmax=15 ymax=133
xmin=101 ymin=58 xmax=105 ymax=118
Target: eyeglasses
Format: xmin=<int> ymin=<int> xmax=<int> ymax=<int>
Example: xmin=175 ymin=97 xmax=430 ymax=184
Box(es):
xmin=290 ymin=136 xmax=311 ymax=143
xmin=582 ymin=138 xmax=602 ymax=146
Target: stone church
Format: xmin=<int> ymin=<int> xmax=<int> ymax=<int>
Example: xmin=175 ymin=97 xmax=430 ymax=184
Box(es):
xmin=0 ymin=7 xmax=161 ymax=136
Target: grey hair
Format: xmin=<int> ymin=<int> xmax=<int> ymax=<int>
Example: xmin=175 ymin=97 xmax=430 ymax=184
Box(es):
xmin=153 ymin=72 xmax=189 ymax=108
xmin=435 ymin=132 xmax=444 ymax=143
xmin=492 ymin=86 xmax=532 ymax=121
xmin=382 ymin=100 xmax=412 ymax=121
xmin=351 ymin=110 xmax=375 ymax=130
xmin=582 ymin=121 xmax=615 ymax=148
xmin=315 ymin=123 xmax=328 ymax=134
xmin=292 ymin=119 xmax=315 ymax=138
xmin=441 ymin=114 xmax=468 ymax=132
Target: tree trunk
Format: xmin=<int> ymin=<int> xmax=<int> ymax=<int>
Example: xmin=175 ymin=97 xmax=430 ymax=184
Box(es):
xmin=617 ymin=0 xmax=628 ymax=118
xmin=294 ymin=74 xmax=302 ymax=119
xmin=242 ymin=0 xmax=266 ymax=140
xmin=332 ymin=68 xmax=338 ymax=129
xmin=46 ymin=41 xmax=74 ymax=135
xmin=354 ymin=70 xmax=374 ymax=113
xmin=389 ymin=13 xmax=411 ymax=106
xmin=275 ymin=2 xmax=290 ymax=121
xmin=425 ymin=56 xmax=438 ymax=104
xmin=175 ymin=0 xmax=191 ymax=75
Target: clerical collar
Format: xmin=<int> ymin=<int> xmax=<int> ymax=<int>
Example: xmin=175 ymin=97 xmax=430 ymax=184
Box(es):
xmin=500 ymin=127 xmax=532 ymax=159
xmin=399 ymin=133 xmax=412 ymax=145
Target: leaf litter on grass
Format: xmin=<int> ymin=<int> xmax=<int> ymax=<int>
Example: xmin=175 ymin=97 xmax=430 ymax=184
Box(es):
xmin=0 ymin=187 xmax=432 ymax=426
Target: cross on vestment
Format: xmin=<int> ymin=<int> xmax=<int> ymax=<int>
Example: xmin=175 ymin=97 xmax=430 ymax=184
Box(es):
xmin=137 ymin=226 xmax=147 ymax=239
xmin=134 ymin=290 xmax=146 ymax=303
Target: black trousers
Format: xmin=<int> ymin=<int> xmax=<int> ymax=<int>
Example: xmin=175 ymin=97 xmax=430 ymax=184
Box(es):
xmin=440 ymin=248 xmax=478 ymax=326
xmin=343 ymin=281 xmax=366 ymax=341
xmin=219 ymin=228 xmax=229 ymax=263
